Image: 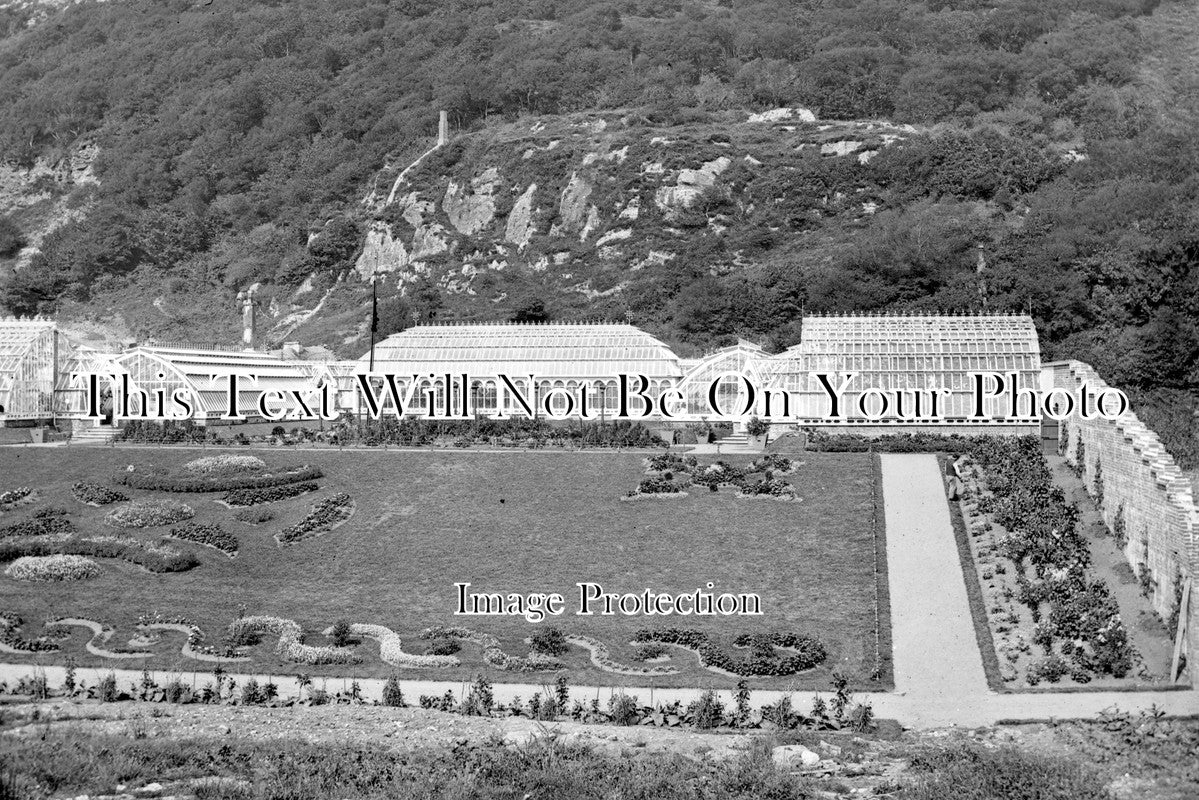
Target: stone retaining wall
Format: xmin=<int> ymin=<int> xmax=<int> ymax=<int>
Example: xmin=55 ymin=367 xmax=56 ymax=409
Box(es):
xmin=1046 ymin=361 xmax=1196 ymax=677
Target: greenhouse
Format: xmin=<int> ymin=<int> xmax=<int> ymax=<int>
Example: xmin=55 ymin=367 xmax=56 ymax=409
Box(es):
xmin=0 ymin=318 xmax=70 ymax=424
xmin=360 ymin=322 xmax=685 ymax=415
xmin=358 ymin=315 xmax=1042 ymax=430
xmin=113 ymin=345 xmax=353 ymax=422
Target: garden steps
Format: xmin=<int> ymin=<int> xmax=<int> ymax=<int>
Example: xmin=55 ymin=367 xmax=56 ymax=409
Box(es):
xmin=69 ymin=426 xmax=118 ymax=446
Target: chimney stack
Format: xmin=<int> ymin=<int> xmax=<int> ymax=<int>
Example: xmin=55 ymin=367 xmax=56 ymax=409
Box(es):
xmin=238 ymin=288 xmax=257 ymax=351
xmin=438 ymin=110 xmax=449 ymax=147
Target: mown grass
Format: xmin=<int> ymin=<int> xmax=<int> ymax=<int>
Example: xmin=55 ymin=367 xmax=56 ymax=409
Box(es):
xmin=0 ymin=448 xmax=883 ymax=689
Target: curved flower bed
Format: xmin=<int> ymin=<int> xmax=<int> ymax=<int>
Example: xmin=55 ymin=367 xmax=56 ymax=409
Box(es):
xmin=735 ymin=478 xmax=800 ymax=501
xmin=105 ymin=499 xmax=195 ymax=529
xmin=5 ymin=554 xmax=101 ymax=582
xmin=623 ymin=475 xmax=689 ymax=500
xmin=227 ymin=615 xmax=361 ymax=665
xmin=345 ymin=623 xmax=459 ymax=668
xmin=566 ymin=633 xmax=678 ymax=676
xmin=0 ymin=513 xmax=75 ymax=539
xmin=46 ymin=618 xmax=152 ymax=659
xmin=118 ymin=463 xmax=322 ymax=493
xmin=71 ymin=481 xmax=129 ymax=506
xmin=167 ymin=522 xmax=238 ymax=557
xmin=0 ymin=534 xmax=197 ymax=574
xmin=223 ymin=481 xmax=318 ymax=507
xmin=276 ymin=493 xmax=354 ymax=545
xmin=420 ymin=625 xmax=563 ymax=672
xmin=0 ymin=613 xmax=60 ymax=654
xmin=633 ymin=629 xmax=827 ymax=676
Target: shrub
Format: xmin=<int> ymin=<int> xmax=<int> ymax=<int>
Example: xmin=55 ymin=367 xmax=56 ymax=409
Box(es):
xmin=382 ymin=675 xmax=406 ymax=707
xmin=5 ymin=554 xmax=100 ymax=582
xmin=902 ymin=744 xmax=1109 ymax=800
xmin=608 ymin=693 xmax=640 ymax=726
xmin=330 ymin=619 xmax=352 ymax=647
xmin=167 ymin=522 xmax=238 ymax=557
xmin=105 ymin=499 xmax=194 ymax=528
xmin=632 ymin=643 xmax=668 ymax=661
xmin=70 ymin=482 xmax=128 ymax=506
xmin=529 ymin=627 xmax=569 ymax=656
xmin=688 ymin=689 xmax=725 ymax=729
xmin=425 ymin=636 xmax=460 ymax=656
xmin=223 ymin=481 xmax=319 ymax=506
xmin=0 ymin=487 xmax=34 ymax=508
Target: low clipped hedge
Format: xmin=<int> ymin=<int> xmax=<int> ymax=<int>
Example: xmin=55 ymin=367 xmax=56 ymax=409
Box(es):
xmin=223 ymin=482 xmax=319 ymax=507
xmin=806 ymin=431 xmax=973 ymax=454
xmin=116 ymin=464 xmax=323 ymax=493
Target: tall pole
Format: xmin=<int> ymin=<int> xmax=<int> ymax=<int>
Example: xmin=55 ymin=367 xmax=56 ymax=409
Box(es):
xmin=369 ymin=277 xmax=378 ymax=373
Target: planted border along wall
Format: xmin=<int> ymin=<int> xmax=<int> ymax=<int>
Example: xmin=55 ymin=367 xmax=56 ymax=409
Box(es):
xmin=1046 ymin=361 xmax=1197 ymax=677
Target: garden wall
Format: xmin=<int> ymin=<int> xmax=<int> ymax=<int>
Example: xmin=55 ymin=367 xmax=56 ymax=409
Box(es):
xmin=1046 ymin=360 xmax=1197 ymax=676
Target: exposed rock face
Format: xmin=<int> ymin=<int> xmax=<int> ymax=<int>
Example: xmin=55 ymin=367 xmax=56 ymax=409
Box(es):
xmin=549 ymin=172 xmax=593 ymax=237
xmin=505 ymin=184 xmax=538 ymax=250
xmin=820 ymin=140 xmax=863 ymax=157
xmin=443 ymin=167 xmax=498 ymax=235
xmin=0 ymin=139 xmax=100 ymax=269
xmin=654 ymin=156 xmax=732 ymax=215
xmin=354 ymin=222 xmax=409 ymax=279
xmin=748 ymin=107 xmax=817 ymax=124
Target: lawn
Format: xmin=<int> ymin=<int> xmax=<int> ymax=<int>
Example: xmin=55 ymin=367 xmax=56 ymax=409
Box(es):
xmin=0 ymin=446 xmax=886 ymax=689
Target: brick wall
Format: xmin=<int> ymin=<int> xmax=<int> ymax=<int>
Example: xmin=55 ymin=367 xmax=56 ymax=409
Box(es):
xmin=1047 ymin=361 xmax=1196 ymax=678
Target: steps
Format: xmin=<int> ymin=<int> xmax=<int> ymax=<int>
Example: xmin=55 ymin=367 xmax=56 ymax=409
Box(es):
xmin=69 ymin=426 xmax=118 ymax=446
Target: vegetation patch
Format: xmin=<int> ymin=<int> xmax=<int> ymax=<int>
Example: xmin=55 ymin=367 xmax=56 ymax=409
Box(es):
xmin=223 ymin=481 xmax=319 ymax=507
xmin=276 ymin=493 xmax=354 ymax=545
xmin=5 ymin=554 xmax=101 ymax=582
xmin=166 ymin=522 xmax=238 ymax=557
xmin=117 ymin=463 xmax=322 ymax=493
xmin=70 ymin=481 xmax=128 ymax=506
xmin=104 ymin=499 xmax=194 ymax=529
xmin=633 ymin=629 xmax=826 ymax=676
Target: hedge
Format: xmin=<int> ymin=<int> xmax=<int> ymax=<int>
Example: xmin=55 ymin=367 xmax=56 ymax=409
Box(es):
xmin=117 ymin=464 xmax=322 ymax=493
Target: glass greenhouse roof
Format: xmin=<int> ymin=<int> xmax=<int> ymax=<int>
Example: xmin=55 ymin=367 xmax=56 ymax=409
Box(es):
xmin=362 ymin=323 xmax=685 ymax=380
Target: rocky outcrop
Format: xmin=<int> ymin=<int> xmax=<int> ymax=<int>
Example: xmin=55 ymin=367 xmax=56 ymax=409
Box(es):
xmin=654 ymin=156 xmax=732 ymax=215
xmin=505 ymin=184 xmax=538 ymax=250
xmin=354 ymin=222 xmax=409 ymax=279
xmin=549 ymin=172 xmax=593 ymax=237
xmin=443 ymin=167 xmax=499 ymax=235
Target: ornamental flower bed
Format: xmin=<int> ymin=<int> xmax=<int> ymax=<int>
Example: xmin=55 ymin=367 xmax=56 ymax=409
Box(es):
xmin=71 ymin=481 xmax=129 ymax=506
xmin=420 ymin=625 xmax=563 ymax=672
xmin=0 ymin=534 xmax=197 ymax=573
xmin=352 ymin=623 xmax=458 ymax=668
xmin=227 ymin=615 xmax=361 ymax=665
xmin=0 ymin=613 xmax=60 ymax=653
xmin=277 ymin=493 xmax=353 ymax=545
xmin=622 ymin=475 xmax=688 ymax=500
xmin=644 ymin=453 xmax=697 ymax=474
xmin=0 ymin=513 xmax=75 ymax=539
xmin=117 ymin=463 xmax=322 ymax=493
xmin=167 ymin=522 xmax=238 ymax=557
xmin=105 ymin=499 xmax=195 ymax=529
xmin=958 ymin=436 xmax=1136 ymax=682
xmin=183 ymin=454 xmax=266 ymax=475
xmin=223 ymin=481 xmax=319 ymax=507
xmin=5 ymin=554 xmax=101 ymax=582
xmin=632 ymin=629 xmax=827 ymax=676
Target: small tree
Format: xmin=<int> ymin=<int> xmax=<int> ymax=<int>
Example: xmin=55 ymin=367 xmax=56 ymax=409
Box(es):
xmin=688 ymin=689 xmax=725 ymax=729
xmin=382 ymin=674 xmax=406 ymax=707
xmin=330 ymin=619 xmax=353 ymax=648
xmin=463 ymin=674 xmax=494 ymax=716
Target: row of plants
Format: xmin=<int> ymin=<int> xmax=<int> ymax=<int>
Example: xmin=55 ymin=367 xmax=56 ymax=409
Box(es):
xmin=116 ymin=463 xmax=322 ymax=493
xmin=421 ymin=625 xmax=564 ymax=672
xmin=806 ymin=431 xmax=974 ymax=454
xmin=4 ymin=554 xmax=101 ymax=582
xmin=963 ymin=436 xmax=1135 ymax=678
xmin=166 ymin=522 xmax=238 ymax=557
xmin=735 ymin=477 xmax=800 ymax=500
xmin=70 ymin=481 xmax=128 ymax=506
xmin=104 ymin=499 xmax=195 ymax=528
xmin=277 ymin=493 xmax=353 ymax=545
xmin=340 ymin=417 xmax=666 ymax=449
xmin=631 ymin=629 xmax=827 ymax=677
xmin=631 ymin=456 xmax=800 ymax=500
xmin=223 ymin=481 xmax=319 ymax=507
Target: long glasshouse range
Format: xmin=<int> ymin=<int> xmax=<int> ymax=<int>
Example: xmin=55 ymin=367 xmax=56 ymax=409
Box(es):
xmin=0 ymin=313 xmax=1042 ymax=434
